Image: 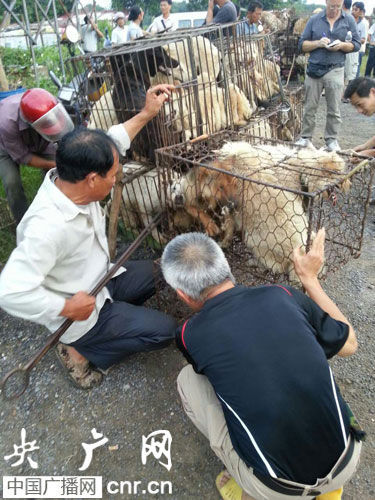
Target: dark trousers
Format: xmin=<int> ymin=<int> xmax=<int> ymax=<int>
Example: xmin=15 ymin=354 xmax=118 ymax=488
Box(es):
xmin=365 ymin=47 xmax=375 ymax=77
xmin=0 ymin=150 xmax=54 ymax=224
xmin=356 ymin=51 xmax=364 ymax=77
xmin=70 ymin=260 xmax=176 ymax=369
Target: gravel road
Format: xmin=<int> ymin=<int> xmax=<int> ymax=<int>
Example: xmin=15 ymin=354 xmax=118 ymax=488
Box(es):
xmin=0 ymin=99 xmax=374 ymax=500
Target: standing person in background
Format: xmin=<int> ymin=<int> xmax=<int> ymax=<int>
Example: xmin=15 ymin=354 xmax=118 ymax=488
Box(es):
xmin=111 ymin=11 xmax=128 ymax=46
xmin=206 ymin=0 xmax=237 ymax=25
xmin=237 ymin=1 xmax=263 ymax=35
xmin=352 ymin=2 xmax=367 ymax=76
xmin=342 ymin=0 xmax=358 ymax=93
xmin=82 ymin=14 xmax=104 ymax=53
xmin=126 ymin=6 xmax=145 ymax=41
xmin=147 ymin=0 xmax=177 ymax=34
xmin=365 ymin=22 xmax=375 ymax=76
xmin=296 ymin=0 xmax=360 ymax=152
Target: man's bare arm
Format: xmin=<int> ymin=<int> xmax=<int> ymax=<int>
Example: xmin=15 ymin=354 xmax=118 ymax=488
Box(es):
xmin=28 ymin=154 xmax=56 ymax=170
xmin=206 ymin=0 xmax=215 ymax=24
xmin=122 ymin=84 xmax=174 ymax=141
xmin=353 ymin=135 xmax=375 ymax=152
xmin=302 ymin=37 xmax=330 ymax=52
xmin=293 ymin=229 xmax=357 ymax=357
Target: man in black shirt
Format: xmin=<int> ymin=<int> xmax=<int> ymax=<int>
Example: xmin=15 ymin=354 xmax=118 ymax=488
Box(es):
xmin=161 ymin=230 xmax=362 ymax=500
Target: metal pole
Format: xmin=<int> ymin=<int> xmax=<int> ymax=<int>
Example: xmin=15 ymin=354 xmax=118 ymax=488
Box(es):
xmin=52 ymin=0 xmax=66 ymax=83
xmin=22 ymin=0 xmax=39 ymax=85
xmin=34 ymin=2 xmax=44 ymax=47
xmin=0 ymin=0 xmax=36 ymax=44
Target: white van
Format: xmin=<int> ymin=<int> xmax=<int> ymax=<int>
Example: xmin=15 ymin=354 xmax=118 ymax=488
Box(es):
xmin=169 ymin=12 xmax=207 ymax=29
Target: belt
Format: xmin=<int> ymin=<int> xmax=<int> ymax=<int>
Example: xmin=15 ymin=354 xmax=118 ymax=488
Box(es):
xmin=253 ymin=436 xmax=355 ymax=497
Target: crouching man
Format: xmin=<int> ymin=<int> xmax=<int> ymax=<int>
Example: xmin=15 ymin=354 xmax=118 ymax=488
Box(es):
xmin=343 ymin=76 xmax=375 ymax=157
xmin=161 ymin=231 xmax=363 ymax=500
xmin=0 ymin=84 xmax=177 ymax=390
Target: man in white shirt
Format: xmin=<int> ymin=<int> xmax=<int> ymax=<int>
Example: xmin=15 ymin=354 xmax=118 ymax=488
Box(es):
xmin=365 ymin=22 xmax=375 ymax=76
xmin=147 ymin=0 xmax=177 ymax=34
xmin=82 ymin=14 xmax=104 ymax=53
xmin=0 ymin=84 xmax=176 ymax=390
xmin=111 ymin=11 xmax=128 ymax=46
xmin=352 ymin=2 xmax=367 ymax=76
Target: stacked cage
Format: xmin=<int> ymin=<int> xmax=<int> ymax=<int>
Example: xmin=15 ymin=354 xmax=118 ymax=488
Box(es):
xmin=155 ymin=129 xmax=374 ymax=286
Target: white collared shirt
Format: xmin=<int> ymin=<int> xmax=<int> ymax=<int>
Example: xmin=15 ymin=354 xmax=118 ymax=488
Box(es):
xmin=147 ymin=15 xmax=177 ymax=34
xmin=111 ymin=24 xmax=128 ymax=45
xmin=0 ymin=127 xmax=130 ymax=343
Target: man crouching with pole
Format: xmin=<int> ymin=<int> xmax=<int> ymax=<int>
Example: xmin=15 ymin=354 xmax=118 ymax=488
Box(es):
xmin=0 ymin=84 xmax=176 ymax=390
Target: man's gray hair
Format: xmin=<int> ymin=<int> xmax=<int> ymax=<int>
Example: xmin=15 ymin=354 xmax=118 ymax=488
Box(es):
xmin=161 ymin=232 xmax=235 ymax=300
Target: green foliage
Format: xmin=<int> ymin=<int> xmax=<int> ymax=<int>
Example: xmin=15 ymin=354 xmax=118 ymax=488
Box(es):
xmin=1 ymin=44 xmax=76 ymax=94
xmin=0 ymin=0 xmax=74 ymax=25
xmin=0 ymin=166 xmax=42 ymax=265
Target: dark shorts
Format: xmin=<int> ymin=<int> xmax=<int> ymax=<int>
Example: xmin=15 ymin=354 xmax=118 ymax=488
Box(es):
xmin=70 ymin=260 xmax=176 ymax=369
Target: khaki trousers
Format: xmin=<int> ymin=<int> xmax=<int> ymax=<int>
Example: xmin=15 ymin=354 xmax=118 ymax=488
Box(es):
xmin=301 ymin=67 xmax=345 ymax=143
xmin=177 ymin=365 xmax=362 ymax=500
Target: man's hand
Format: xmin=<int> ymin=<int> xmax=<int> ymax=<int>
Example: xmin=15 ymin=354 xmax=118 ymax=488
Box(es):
xmin=353 ymin=143 xmax=365 ymax=152
xmin=208 ymin=0 xmax=214 ymax=8
xmin=293 ymin=228 xmax=325 ymax=284
xmin=325 ymin=42 xmax=343 ymax=52
xmin=60 ymin=291 xmax=96 ymax=321
xmin=318 ymin=37 xmax=331 ymax=48
xmin=142 ymin=84 xmax=175 ymax=120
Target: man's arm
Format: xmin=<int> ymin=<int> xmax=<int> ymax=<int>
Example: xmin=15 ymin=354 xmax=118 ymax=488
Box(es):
xmin=0 ymin=223 xmax=96 ymax=324
xmin=28 ymin=154 xmax=55 ymax=170
xmin=206 ymin=0 xmax=215 ymax=24
xmin=293 ymin=228 xmax=357 ymax=357
xmin=122 ymin=84 xmax=174 ymax=141
xmin=353 ymin=135 xmax=375 ymax=153
xmin=88 ymin=17 xmax=104 ymax=39
xmin=302 ymin=38 xmax=331 ymax=53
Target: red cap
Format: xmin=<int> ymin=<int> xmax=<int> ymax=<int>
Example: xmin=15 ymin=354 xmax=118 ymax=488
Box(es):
xmin=20 ymin=88 xmax=58 ymax=124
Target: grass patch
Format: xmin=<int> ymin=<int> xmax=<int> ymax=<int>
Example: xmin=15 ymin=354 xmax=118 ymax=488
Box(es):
xmin=0 ymin=166 xmax=43 ymax=266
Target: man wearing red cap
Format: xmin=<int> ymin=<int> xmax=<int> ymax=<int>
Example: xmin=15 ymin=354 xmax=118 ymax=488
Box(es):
xmin=0 ymin=88 xmax=74 ymax=224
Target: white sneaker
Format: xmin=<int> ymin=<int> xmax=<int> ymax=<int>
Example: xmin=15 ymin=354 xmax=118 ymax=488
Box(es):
xmin=295 ymin=137 xmax=313 ymax=148
xmin=325 ymin=139 xmax=341 ymax=152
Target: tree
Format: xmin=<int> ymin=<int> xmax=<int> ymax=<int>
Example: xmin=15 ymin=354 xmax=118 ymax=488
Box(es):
xmin=0 ymin=0 xmax=75 ymax=25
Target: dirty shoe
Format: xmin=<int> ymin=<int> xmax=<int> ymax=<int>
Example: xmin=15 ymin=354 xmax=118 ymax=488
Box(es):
xmin=55 ymin=343 xmax=103 ymax=390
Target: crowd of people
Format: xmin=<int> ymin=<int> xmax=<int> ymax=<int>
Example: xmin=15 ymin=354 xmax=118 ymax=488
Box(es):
xmin=1 ymin=1 xmax=375 ymax=500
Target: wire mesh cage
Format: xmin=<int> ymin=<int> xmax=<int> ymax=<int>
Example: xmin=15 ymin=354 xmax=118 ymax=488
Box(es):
xmin=64 ymin=21 xmax=290 ymax=167
xmin=64 ymin=24 xmax=262 ymax=164
xmin=110 ymin=161 xmax=168 ymax=247
xmin=222 ymin=27 xmax=282 ymax=108
xmin=155 ymin=130 xmax=374 ymax=287
xmin=273 ymin=32 xmax=305 ymax=82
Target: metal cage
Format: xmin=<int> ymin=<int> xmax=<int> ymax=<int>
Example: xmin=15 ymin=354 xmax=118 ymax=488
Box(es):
xmin=64 ymin=22 xmax=286 ymax=165
xmin=155 ymin=130 xmax=374 ymax=287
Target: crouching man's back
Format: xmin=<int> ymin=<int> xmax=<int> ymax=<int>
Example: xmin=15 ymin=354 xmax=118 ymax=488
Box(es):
xmin=161 ymin=231 xmax=363 ymax=500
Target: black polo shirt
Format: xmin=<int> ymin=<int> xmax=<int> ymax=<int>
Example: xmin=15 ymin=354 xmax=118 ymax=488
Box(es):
xmin=176 ymin=285 xmax=350 ymax=484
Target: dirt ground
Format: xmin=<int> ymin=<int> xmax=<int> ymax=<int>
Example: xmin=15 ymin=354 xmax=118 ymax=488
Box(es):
xmin=1 ymin=99 xmax=375 ymax=500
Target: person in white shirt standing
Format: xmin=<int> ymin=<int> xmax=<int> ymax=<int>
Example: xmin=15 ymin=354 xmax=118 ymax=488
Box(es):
xmin=111 ymin=11 xmax=128 ymax=46
xmin=126 ymin=6 xmax=145 ymax=41
xmin=365 ymin=22 xmax=375 ymax=76
xmin=147 ymin=0 xmax=177 ymax=34
xmin=82 ymin=14 xmax=104 ymax=53
xmin=352 ymin=2 xmax=367 ymax=76
xmin=0 ymin=84 xmax=176 ymax=390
